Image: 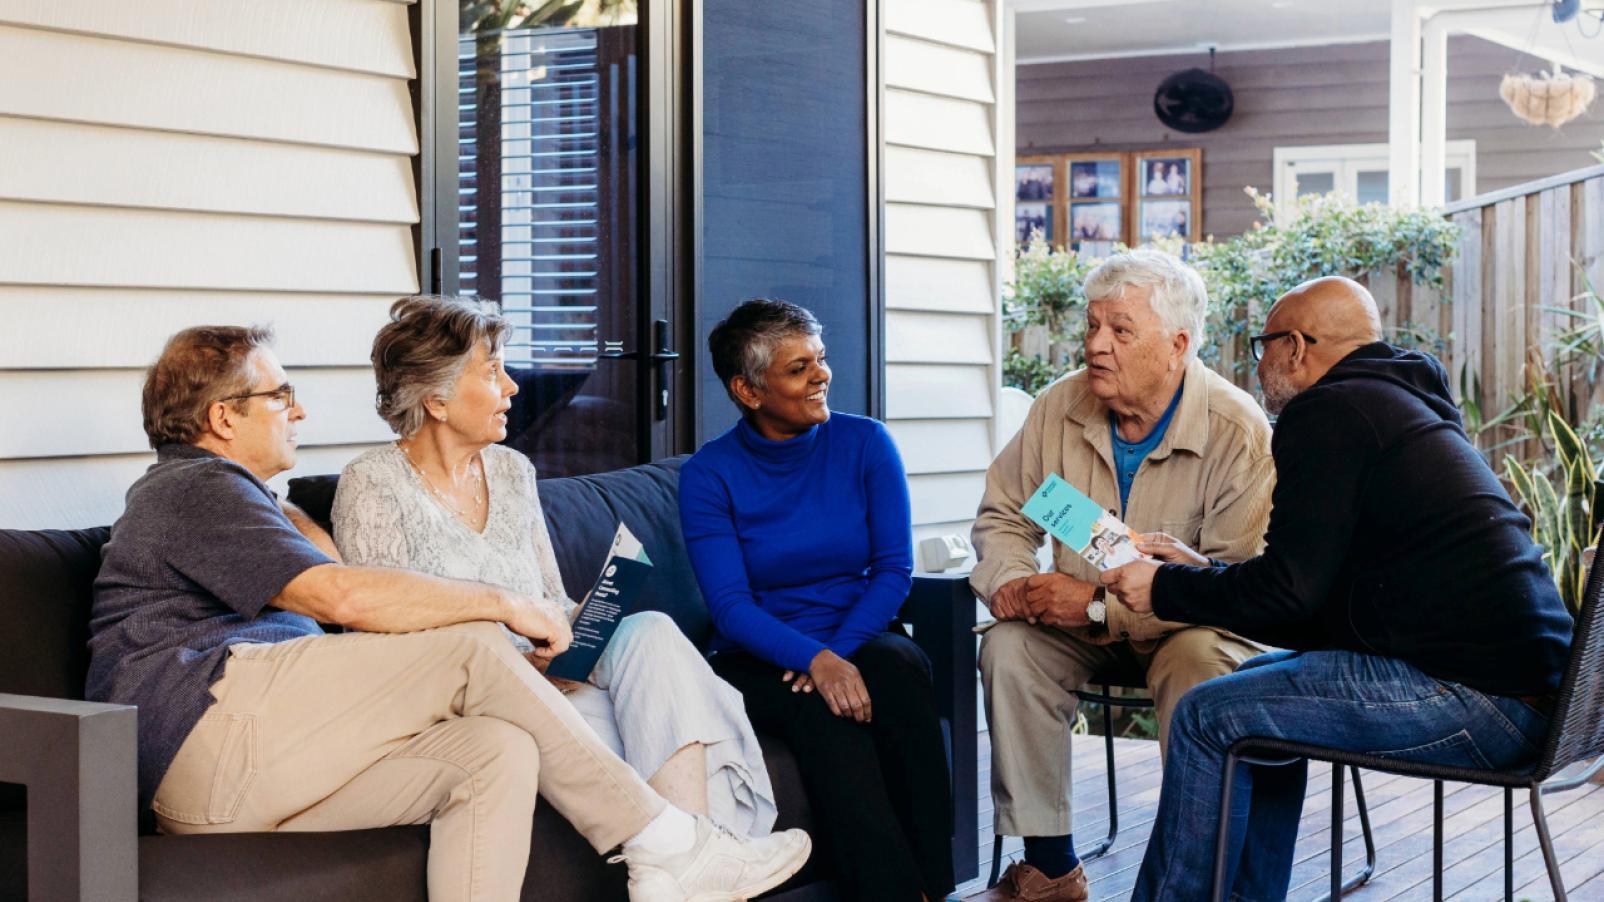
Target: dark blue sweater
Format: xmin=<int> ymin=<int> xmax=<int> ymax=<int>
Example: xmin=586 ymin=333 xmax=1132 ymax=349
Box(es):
xmin=679 ymin=413 xmax=914 ymax=672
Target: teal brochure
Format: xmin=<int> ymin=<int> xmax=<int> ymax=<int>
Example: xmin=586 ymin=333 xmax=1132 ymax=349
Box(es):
xmin=1020 ymin=473 xmax=1147 ymax=571
xmin=545 ymin=523 xmax=654 ymax=681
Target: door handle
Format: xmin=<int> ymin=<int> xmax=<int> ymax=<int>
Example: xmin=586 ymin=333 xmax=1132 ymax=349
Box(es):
xmin=594 ymin=320 xmax=679 ymax=421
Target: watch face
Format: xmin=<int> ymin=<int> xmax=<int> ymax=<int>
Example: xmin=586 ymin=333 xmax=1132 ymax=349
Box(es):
xmin=1088 ymin=599 xmax=1106 ymax=623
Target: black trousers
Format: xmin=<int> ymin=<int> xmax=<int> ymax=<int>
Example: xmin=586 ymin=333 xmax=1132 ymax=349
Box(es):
xmin=712 ymin=630 xmax=955 ymax=902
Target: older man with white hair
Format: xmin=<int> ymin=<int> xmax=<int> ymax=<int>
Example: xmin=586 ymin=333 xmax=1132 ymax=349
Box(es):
xmin=965 ymin=250 xmax=1273 ymax=902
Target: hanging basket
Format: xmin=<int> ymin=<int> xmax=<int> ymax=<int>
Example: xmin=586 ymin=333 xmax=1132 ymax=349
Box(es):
xmin=1499 ymin=69 xmax=1597 ymax=127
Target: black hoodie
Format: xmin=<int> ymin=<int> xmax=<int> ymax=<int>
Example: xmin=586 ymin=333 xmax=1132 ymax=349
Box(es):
xmin=1152 ymin=342 xmax=1574 ymax=697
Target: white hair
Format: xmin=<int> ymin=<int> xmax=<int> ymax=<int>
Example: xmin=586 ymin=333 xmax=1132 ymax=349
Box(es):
xmin=1082 ymin=249 xmax=1208 ymax=359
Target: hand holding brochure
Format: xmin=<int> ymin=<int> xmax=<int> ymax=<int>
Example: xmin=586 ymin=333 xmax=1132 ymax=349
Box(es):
xmin=1020 ymin=473 xmax=1150 ymax=571
xmin=544 ymin=522 xmax=653 ymax=681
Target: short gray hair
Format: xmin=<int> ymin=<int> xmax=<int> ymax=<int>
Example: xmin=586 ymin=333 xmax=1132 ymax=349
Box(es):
xmin=708 ymin=298 xmax=822 ymax=403
xmin=371 ymin=295 xmax=510 ymax=437
xmin=1083 ymin=249 xmax=1208 ymax=359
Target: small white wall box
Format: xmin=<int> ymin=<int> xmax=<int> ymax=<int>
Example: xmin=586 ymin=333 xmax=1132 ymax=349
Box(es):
xmin=919 ymin=535 xmax=973 ymax=572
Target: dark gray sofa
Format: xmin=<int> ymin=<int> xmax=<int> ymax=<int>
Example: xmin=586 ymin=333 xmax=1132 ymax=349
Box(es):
xmin=0 ymin=456 xmax=977 ymax=900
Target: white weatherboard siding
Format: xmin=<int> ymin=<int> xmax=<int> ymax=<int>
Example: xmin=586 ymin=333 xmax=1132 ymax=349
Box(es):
xmin=882 ymin=0 xmax=1006 ymax=571
xmin=0 ymin=0 xmax=418 ymax=529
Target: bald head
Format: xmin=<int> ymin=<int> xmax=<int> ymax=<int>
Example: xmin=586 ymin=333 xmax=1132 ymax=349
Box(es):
xmin=1256 ymin=277 xmax=1384 ymax=415
xmin=1265 ymin=277 xmax=1383 ymax=360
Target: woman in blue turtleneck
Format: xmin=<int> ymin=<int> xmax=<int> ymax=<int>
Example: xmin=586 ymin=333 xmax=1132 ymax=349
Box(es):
xmin=680 ymin=299 xmax=954 ymax=902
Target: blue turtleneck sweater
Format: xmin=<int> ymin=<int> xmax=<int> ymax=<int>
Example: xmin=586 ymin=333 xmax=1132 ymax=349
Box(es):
xmin=678 ymin=413 xmax=914 ymax=672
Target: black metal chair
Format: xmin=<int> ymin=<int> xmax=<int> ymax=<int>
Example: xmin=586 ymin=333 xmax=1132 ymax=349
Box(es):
xmin=987 ymin=666 xmax=1376 ymax=897
xmin=1210 ymin=558 xmax=1604 ymax=902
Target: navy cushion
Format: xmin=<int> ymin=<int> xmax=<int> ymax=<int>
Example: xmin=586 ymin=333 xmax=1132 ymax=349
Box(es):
xmin=0 ymin=527 xmax=109 ymax=701
xmin=534 ymin=457 xmax=712 ymax=648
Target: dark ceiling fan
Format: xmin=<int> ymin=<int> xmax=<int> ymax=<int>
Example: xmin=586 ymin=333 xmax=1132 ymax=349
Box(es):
xmin=1153 ymin=50 xmax=1234 ymax=133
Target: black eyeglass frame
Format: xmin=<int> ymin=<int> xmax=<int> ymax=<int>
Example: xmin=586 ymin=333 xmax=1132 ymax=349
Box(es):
xmin=1249 ymin=330 xmax=1318 ymax=362
xmin=218 ymin=383 xmax=296 ymax=409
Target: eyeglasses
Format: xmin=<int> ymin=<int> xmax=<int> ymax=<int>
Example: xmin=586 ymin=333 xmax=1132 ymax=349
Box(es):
xmin=220 ymin=383 xmax=295 ymax=410
xmin=1249 ymin=330 xmax=1317 ymax=362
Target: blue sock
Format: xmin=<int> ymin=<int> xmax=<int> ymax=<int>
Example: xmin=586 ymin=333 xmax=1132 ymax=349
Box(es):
xmin=1022 ymin=834 xmax=1080 ymax=879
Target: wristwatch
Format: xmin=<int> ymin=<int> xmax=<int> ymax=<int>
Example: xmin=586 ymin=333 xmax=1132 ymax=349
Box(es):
xmin=1086 ymin=586 xmax=1108 ymax=625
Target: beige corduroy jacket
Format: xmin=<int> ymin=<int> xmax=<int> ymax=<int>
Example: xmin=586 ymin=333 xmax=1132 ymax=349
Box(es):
xmin=970 ymin=356 xmax=1275 ymax=650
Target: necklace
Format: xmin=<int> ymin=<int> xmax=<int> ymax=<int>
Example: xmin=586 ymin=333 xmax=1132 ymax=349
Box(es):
xmin=398 ymin=441 xmax=485 ymax=519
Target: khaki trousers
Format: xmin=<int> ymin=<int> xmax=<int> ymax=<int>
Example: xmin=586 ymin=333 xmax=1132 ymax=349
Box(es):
xmin=152 ymin=621 xmax=664 ymax=902
xmin=978 ymin=622 xmax=1260 ymax=837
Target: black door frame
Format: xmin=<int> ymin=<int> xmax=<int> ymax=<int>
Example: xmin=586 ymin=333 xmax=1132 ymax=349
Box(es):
xmin=412 ymin=0 xmax=883 ymax=463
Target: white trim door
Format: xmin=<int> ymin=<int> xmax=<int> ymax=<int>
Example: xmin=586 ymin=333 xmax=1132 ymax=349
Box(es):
xmin=1272 ymin=141 xmax=1476 ymax=219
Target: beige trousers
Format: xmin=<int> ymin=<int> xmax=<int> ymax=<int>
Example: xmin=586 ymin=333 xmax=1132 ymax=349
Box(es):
xmin=978 ymin=622 xmax=1261 ymax=837
xmin=152 ymin=621 xmax=665 ymax=902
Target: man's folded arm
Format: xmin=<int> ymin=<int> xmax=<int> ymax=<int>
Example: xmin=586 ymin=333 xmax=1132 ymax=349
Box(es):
xmin=273 ymin=563 xmax=519 ymax=634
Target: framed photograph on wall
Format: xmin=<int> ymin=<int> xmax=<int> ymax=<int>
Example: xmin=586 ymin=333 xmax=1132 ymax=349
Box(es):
xmin=1016 ymin=202 xmax=1052 ymax=243
xmin=1135 ymin=147 xmax=1201 ymax=243
xmin=1140 ymin=199 xmax=1190 ymax=240
xmin=1070 ymin=202 xmax=1121 ymax=242
xmin=1142 ymin=157 xmax=1189 ymax=196
xmin=1016 ymin=163 xmax=1054 ymax=201
xmin=1064 ymin=153 xmax=1126 ymax=251
xmin=1068 ymin=159 xmax=1121 ymax=199
xmin=1013 ymin=148 xmax=1201 ymax=250
xmin=1016 ymin=155 xmax=1064 ymax=247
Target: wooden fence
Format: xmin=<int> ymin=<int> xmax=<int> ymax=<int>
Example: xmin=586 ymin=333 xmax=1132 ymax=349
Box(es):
xmin=1378 ymin=163 xmax=1604 ymax=448
xmin=1011 ymin=164 xmax=1604 ymax=451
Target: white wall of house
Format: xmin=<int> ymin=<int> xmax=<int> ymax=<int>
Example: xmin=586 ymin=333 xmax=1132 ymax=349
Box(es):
xmin=882 ymin=0 xmax=1009 ymax=564
xmin=0 ymin=0 xmax=419 ymax=529
xmin=0 ymin=0 xmax=1011 ymax=542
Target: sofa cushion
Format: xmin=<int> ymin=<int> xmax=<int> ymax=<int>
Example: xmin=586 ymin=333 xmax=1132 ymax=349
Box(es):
xmin=0 ymin=527 xmax=109 ymax=701
xmin=533 ymin=457 xmax=712 ymax=648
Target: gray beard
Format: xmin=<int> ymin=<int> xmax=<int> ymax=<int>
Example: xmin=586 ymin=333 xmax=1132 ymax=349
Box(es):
xmin=1261 ymin=369 xmax=1298 ymax=416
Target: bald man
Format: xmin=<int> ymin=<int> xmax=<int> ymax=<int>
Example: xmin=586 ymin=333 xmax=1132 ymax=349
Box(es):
xmin=1102 ymin=277 xmax=1575 ymax=901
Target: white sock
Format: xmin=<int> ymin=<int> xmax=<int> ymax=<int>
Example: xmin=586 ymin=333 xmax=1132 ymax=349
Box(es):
xmin=624 ymin=804 xmax=698 ymax=856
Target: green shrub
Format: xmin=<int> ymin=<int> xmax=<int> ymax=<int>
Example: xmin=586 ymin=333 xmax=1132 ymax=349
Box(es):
xmin=1002 ymin=189 xmax=1462 ymax=392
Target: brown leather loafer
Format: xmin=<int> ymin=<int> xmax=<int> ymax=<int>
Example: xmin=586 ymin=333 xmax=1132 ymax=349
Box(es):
xmin=962 ymin=861 xmax=1089 ymax=901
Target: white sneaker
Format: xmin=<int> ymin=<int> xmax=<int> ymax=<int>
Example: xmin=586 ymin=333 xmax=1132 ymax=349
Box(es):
xmin=611 ymin=816 xmax=812 ymax=902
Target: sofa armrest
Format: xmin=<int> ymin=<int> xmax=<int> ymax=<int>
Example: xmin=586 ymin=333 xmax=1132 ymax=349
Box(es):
xmin=899 ymin=574 xmax=979 ymax=885
xmin=0 ymin=693 xmax=137 ymax=901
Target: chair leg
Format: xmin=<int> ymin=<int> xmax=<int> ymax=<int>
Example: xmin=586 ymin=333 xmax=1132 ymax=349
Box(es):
xmin=1433 ymin=780 xmax=1444 ymax=902
xmin=1329 ymin=763 xmax=1344 ymax=900
xmin=1340 ymin=767 xmax=1376 ymax=897
xmin=1316 ymin=766 xmax=1379 ymax=902
xmin=1505 ymin=788 xmax=1514 ymax=902
xmin=1210 ymin=750 xmax=1243 ymax=902
xmin=987 ymin=833 xmax=1005 ymax=887
xmin=1084 ymin=689 xmax=1119 ymax=860
xmin=1529 ymin=786 xmax=1569 ymax=902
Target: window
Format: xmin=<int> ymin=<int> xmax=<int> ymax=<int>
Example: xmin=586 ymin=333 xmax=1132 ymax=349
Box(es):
xmin=1272 ymin=141 xmax=1477 ymax=219
xmin=448 ymin=1 xmax=653 ymax=477
xmin=427 ymin=0 xmax=879 ymax=466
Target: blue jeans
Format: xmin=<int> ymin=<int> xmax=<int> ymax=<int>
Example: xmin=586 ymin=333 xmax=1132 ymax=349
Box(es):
xmin=1132 ymin=649 xmax=1549 ymax=902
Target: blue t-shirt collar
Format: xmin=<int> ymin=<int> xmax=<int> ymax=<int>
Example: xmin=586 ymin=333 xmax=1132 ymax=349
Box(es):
xmin=1108 ymin=378 xmax=1185 ymax=514
xmin=1109 ymin=377 xmax=1185 ymax=452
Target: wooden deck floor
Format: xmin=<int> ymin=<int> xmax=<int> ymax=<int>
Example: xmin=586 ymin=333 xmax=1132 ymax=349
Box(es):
xmin=953 ymin=734 xmax=1604 ymax=901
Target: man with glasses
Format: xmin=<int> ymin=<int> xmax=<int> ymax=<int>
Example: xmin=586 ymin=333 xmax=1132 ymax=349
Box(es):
xmin=86 ymin=326 xmax=812 ymax=902
xmin=1102 ymin=276 xmax=1574 ymax=901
